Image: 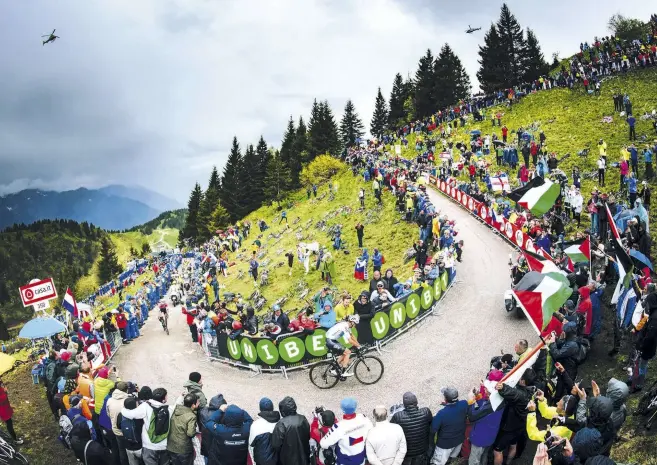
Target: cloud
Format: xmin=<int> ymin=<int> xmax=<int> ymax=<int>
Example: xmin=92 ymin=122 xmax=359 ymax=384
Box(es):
xmin=0 ymin=0 xmax=654 ymax=202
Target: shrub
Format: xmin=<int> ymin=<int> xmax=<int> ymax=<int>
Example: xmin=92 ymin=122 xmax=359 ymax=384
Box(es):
xmin=300 ymin=155 xmax=346 ymax=187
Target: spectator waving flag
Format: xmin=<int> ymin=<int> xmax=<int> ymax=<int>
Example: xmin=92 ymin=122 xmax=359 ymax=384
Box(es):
xmin=512 ymin=271 xmax=573 ymax=335
xmin=508 ymin=176 xmax=560 ymax=216
xmin=563 ymin=236 xmax=591 ymax=264
xmin=63 ymin=288 xmax=78 ymax=317
xmin=489 ymin=174 xmax=510 ymax=193
xmin=606 ymin=203 xmax=620 ymax=240
xmin=354 ymin=258 xmax=367 ymax=281
xmin=523 ymin=250 xmax=561 ymax=274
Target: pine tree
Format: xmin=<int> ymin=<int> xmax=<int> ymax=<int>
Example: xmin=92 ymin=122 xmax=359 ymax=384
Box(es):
xmin=241 ymin=144 xmax=260 ymax=213
xmin=477 ymin=24 xmax=506 ymax=93
xmin=198 ymin=166 xmax=221 ymax=241
xmin=496 ymin=3 xmax=526 ymax=87
xmin=140 ymin=242 xmax=151 ymax=257
xmin=309 ymin=100 xmax=340 ymax=158
xmin=523 ymin=28 xmax=549 ymax=82
xmin=181 ymin=183 xmax=203 ymax=244
xmin=279 ymin=117 xmax=296 ymax=168
xmin=370 ymin=88 xmax=388 ymax=138
xmin=551 ymin=52 xmax=561 ymax=69
xmin=433 ymin=44 xmax=471 ymax=109
xmin=263 ymin=152 xmax=291 ymax=205
xmin=413 ymin=49 xmax=436 ymax=119
xmin=98 ymin=237 xmax=122 ymax=282
xmin=219 ymin=137 xmax=245 ymax=221
xmin=339 ymin=99 xmax=365 ymax=148
xmin=294 ymin=116 xmax=309 ymax=162
xmin=388 ymin=73 xmax=407 ymax=127
xmin=209 ymin=204 xmax=231 ymax=232
xmin=252 ymin=136 xmax=270 ymax=208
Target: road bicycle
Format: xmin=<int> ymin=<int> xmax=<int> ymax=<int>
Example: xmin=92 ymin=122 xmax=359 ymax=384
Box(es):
xmin=158 ymin=311 xmax=169 ymax=335
xmin=0 ymin=429 xmax=28 ymax=465
xmin=309 ymin=347 xmax=384 ymax=389
xmin=635 ymin=378 xmax=657 ymax=430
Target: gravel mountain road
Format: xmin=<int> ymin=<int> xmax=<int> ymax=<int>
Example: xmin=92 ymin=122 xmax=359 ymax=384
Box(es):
xmin=113 ymin=187 xmax=535 ymax=419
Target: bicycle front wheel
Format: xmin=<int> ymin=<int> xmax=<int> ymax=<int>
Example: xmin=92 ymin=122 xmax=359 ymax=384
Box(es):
xmin=11 ymin=451 xmax=29 ymax=465
xmin=309 ymin=361 xmax=340 ymax=389
xmin=354 ymin=355 xmax=384 ymax=385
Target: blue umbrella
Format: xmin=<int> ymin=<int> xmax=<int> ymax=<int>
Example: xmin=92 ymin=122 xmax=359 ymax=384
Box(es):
xmin=18 ymin=317 xmax=67 ymax=340
xmin=630 ymin=249 xmax=653 ymax=272
xmin=470 ymin=130 xmax=481 ymax=136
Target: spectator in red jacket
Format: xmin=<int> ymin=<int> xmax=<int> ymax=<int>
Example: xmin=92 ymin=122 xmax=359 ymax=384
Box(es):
xmin=577 ymin=285 xmax=593 ymax=337
xmin=0 ymin=380 xmax=23 ymax=444
xmin=310 ymin=409 xmax=336 ymax=465
xmin=182 ymin=306 xmax=198 ymax=342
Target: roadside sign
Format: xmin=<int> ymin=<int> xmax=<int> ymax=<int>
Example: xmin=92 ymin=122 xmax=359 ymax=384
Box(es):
xmin=33 ymin=300 xmax=50 ymax=312
xmin=19 ymin=278 xmax=58 ymax=307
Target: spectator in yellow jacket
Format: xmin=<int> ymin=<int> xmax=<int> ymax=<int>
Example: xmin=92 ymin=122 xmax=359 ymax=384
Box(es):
xmin=526 ymin=389 xmax=576 ymax=442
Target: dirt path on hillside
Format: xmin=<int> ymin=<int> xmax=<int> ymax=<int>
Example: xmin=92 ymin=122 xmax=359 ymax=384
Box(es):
xmin=113 ymin=188 xmax=535 ymax=421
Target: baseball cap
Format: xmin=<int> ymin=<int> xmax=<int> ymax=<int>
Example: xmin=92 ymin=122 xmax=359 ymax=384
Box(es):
xmin=441 ymin=387 xmax=459 ymax=403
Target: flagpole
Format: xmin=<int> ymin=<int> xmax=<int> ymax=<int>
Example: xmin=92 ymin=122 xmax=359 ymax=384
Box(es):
xmin=500 ymin=339 xmax=545 ymax=383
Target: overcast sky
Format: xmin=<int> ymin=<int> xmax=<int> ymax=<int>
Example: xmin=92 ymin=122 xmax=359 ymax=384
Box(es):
xmin=0 ymin=1 xmax=654 ymax=202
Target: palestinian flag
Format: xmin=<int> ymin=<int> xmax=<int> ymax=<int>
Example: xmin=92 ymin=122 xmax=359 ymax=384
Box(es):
xmin=508 ymin=177 xmax=560 ymax=216
xmin=512 ymin=271 xmax=573 ymax=335
xmin=563 ymin=236 xmax=591 ymax=264
xmin=523 ymin=250 xmax=560 ymax=274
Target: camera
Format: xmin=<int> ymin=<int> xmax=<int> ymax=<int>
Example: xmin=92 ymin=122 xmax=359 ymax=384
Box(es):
xmin=314 ymin=406 xmax=325 ymax=415
xmin=544 ymin=433 xmax=566 ymax=460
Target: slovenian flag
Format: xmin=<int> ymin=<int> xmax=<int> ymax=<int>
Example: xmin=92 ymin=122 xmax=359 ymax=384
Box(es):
xmin=63 ymin=288 xmax=79 ymax=317
xmin=354 ymin=259 xmax=367 ymax=281
xmin=508 ymin=177 xmax=560 ymax=216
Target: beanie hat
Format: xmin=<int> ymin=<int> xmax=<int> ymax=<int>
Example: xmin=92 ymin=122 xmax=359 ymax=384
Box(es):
xmin=97 ymin=367 xmax=109 ymax=379
xmin=259 ymin=397 xmax=274 ymax=412
xmin=563 ymin=321 xmax=578 ymax=335
xmin=320 ymin=410 xmax=336 ymax=427
xmin=189 ymin=372 xmax=202 ymax=383
xmin=60 ymin=351 xmax=71 ymax=362
xmin=340 ymin=397 xmax=357 ymax=415
xmin=487 ymin=369 xmax=504 ymax=382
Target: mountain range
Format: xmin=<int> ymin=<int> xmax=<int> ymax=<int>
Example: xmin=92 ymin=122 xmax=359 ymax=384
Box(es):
xmin=0 ymin=185 xmax=182 ymax=231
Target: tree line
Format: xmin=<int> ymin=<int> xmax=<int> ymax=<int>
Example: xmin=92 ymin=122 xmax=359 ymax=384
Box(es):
xmin=179 ymin=97 xmax=371 ymax=245
xmin=179 ymin=3 xmax=552 ymax=245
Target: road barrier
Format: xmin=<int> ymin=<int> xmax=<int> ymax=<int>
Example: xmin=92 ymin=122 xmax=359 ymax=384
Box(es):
xmin=202 ymin=268 xmax=456 ymax=376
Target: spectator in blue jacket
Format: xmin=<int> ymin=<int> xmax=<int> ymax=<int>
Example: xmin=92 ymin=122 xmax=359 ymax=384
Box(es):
xmin=467 ymin=387 xmax=504 ymax=465
xmin=204 ymin=404 xmax=253 ymax=465
xmin=430 ymin=387 xmax=469 ymax=465
xmin=372 ymin=249 xmax=384 ymax=273
xmin=644 ymin=146 xmax=653 ymax=181
xmin=627 ymin=115 xmax=636 ymax=141
xmin=629 ymin=144 xmax=639 ymax=175
xmin=627 ymin=173 xmax=638 ymax=207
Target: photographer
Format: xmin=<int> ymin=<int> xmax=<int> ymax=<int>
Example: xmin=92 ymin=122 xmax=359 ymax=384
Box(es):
xmin=310 ymin=407 xmax=337 ymax=465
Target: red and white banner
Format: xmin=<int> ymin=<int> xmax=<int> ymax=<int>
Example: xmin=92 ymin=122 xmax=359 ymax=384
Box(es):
xmin=428 ymin=176 xmax=540 ymax=255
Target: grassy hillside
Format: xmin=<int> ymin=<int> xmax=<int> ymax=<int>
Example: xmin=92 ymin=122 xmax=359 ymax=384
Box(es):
xmin=401 ymin=69 xmax=657 ymax=201
xmin=75 ymin=227 xmax=178 ymax=298
xmin=127 ymin=208 xmax=187 ymax=235
xmin=215 ymin=159 xmax=418 ymax=314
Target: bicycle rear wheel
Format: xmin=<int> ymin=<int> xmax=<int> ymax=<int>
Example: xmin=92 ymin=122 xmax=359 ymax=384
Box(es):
xmin=637 ymin=388 xmax=657 ymax=416
xmin=354 ymin=355 xmax=384 ymax=385
xmin=11 ymin=451 xmax=29 ymax=465
xmin=309 ymin=361 xmax=340 ymax=389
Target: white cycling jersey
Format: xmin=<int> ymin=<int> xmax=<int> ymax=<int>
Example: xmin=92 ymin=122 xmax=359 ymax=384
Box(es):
xmin=326 ymin=321 xmax=351 ymax=341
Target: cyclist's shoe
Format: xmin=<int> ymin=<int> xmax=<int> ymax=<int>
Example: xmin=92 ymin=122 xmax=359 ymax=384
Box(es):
xmin=15 ymin=438 xmax=24 ymax=445
xmin=341 ymin=372 xmax=354 ymax=377
xmin=329 ymin=368 xmax=340 ymax=376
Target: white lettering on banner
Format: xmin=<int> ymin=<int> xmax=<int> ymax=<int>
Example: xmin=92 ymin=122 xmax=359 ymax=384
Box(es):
xmin=310 ymin=334 xmax=324 ymax=353
xmin=407 ymin=298 xmax=418 ymax=315
xmin=242 ymin=341 xmax=255 ymax=360
xmin=282 ymin=341 xmax=300 ymax=359
xmin=391 ymin=306 xmax=404 ymax=326
xmin=373 ymin=318 xmax=386 ymax=334
xmin=422 ymin=289 xmax=432 ymax=306
xmin=260 ymin=343 xmax=275 ymax=361
xmin=227 ymin=339 xmax=240 ymax=357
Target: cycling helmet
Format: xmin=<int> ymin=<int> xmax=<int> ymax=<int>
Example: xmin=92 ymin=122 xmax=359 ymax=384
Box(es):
xmin=272 ymin=304 xmax=281 ymax=312
xmin=347 ymin=314 xmax=360 ymax=324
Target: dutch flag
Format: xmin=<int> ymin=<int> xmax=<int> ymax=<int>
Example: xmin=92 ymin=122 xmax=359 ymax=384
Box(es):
xmin=63 ymin=288 xmax=78 ymax=317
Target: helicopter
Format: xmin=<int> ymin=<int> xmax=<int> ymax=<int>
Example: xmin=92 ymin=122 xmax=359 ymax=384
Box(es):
xmin=41 ymin=29 xmax=59 ymax=46
xmin=466 ymin=25 xmax=482 ymax=34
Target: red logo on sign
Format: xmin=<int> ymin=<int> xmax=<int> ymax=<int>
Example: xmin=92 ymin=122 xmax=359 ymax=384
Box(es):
xmin=19 ymin=278 xmax=57 ymax=307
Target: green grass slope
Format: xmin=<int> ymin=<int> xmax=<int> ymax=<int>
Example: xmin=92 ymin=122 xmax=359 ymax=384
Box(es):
xmin=216 ymin=161 xmax=418 ymax=313
xmin=402 ymin=69 xmax=657 ymax=197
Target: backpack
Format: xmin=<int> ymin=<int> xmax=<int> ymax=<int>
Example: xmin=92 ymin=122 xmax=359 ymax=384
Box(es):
xmin=119 ymin=413 xmax=141 ymax=445
xmin=58 ymin=414 xmax=76 ymax=449
xmin=252 ymin=432 xmax=277 ymax=465
xmin=46 ymin=361 xmax=58 ymax=387
xmin=574 ymin=337 xmax=590 ymax=365
xmin=147 ymin=403 xmax=170 ymax=443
